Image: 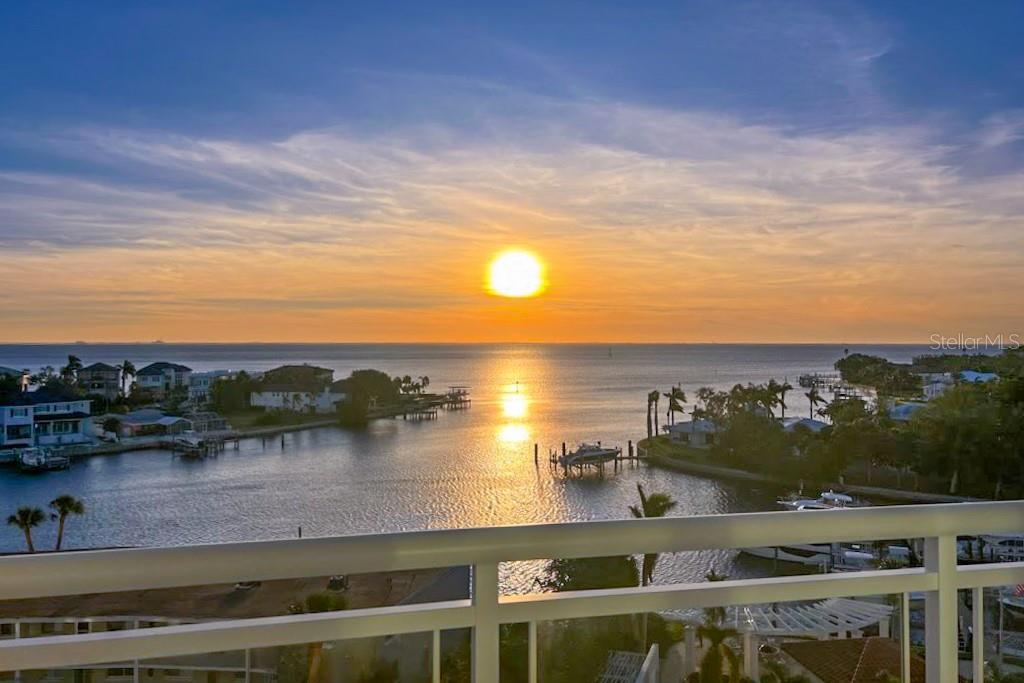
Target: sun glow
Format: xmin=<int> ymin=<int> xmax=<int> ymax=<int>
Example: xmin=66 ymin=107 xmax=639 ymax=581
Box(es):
xmin=488 ymin=250 xmax=545 ymax=298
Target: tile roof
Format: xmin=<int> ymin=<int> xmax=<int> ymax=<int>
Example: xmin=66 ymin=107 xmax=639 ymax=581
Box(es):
xmin=782 ymin=637 xmax=923 ymax=683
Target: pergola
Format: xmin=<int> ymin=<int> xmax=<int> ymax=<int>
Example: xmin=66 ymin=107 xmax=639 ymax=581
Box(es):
xmin=728 ymin=597 xmax=895 ymax=639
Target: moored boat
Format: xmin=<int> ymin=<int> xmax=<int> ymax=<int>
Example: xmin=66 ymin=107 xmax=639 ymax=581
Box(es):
xmin=18 ymin=447 xmax=71 ymax=472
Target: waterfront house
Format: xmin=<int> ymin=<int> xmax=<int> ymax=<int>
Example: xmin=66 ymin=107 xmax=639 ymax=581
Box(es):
xmin=0 ymin=387 xmax=92 ymax=452
xmin=188 ymin=370 xmax=234 ymax=404
xmin=250 ymin=364 xmax=345 ymax=413
xmin=666 ymin=419 xmax=718 ymax=447
xmin=102 ymin=409 xmax=192 ymax=437
xmin=135 ymin=362 xmax=192 ymax=399
xmin=77 ymin=362 xmax=121 ymax=401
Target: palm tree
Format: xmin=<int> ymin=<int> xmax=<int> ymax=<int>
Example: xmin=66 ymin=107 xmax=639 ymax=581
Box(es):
xmin=643 ymin=389 xmax=651 ymax=438
xmin=649 ymin=390 xmax=661 ymax=435
xmin=629 ymin=483 xmax=677 ymax=649
xmin=703 ymin=569 xmax=728 ymax=626
xmin=61 ymin=355 xmax=83 ymax=384
xmin=7 ymin=506 xmax=46 ymax=553
xmin=806 ymin=387 xmax=826 ymax=419
xmin=419 ymin=376 xmax=430 ymax=393
xmin=289 ymin=591 xmax=347 ymax=683
xmin=664 ymin=386 xmax=687 ymax=426
xmin=117 ymin=360 xmax=136 ymax=397
xmin=697 ymin=624 xmax=741 ymax=683
xmin=779 ymin=380 xmax=793 ymax=419
xmin=49 ymin=494 xmax=85 ymax=551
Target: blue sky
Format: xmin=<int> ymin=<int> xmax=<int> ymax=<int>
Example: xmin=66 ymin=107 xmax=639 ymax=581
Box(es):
xmin=1 ymin=1 xmax=1022 ymax=341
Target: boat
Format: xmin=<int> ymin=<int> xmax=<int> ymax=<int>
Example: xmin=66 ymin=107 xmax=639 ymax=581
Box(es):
xmin=558 ymin=443 xmax=621 ymax=468
xmin=776 ymin=489 xmax=867 ymax=510
xmin=18 ymin=447 xmax=71 ymax=472
xmin=741 ymin=544 xmax=834 ymax=565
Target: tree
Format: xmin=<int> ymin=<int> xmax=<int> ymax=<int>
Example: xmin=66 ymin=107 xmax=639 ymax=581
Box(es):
xmin=287 ymin=591 xmax=347 ymax=683
xmin=419 ymin=376 xmax=430 ymax=393
xmin=649 ymin=390 xmax=661 ymax=435
xmin=629 ymin=483 xmax=677 ymax=650
xmin=628 ymin=484 xmax=678 ymax=586
xmin=102 ymin=416 xmax=122 ymax=435
xmin=665 ymin=386 xmax=687 ymax=426
xmin=697 ymin=624 xmax=741 ymax=683
xmin=60 ymin=355 xmax=83 ymax=384
xmin=703 ymin=570 xmax=728 ymax=626
xmin=805 ymin=388 xmax=826 ymax=419
xmin=117 ymin=360 xmax=136 ymax=397
xmin=778 ymin=380 xmax=793 ymax=419
xmin=7 ymin=506 xmax=46 ymax=553
xmin=48 ymin=495 xmax=85 ymax=551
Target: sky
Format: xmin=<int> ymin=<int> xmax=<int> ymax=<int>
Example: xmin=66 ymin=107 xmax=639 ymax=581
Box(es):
xmin=1 ymin=1 xmax=1022 ymax=343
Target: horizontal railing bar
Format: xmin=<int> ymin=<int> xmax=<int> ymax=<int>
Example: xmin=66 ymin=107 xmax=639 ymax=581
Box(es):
xmin=1 ymin=502 xmax=1021 ymax=600
xmin=955 ymin=561 xmax=1024 ymax=589
xmin=0 ymin=600 xmax=474 ymax=670
xmin=498 ymin=568 xmax=933 ymax=624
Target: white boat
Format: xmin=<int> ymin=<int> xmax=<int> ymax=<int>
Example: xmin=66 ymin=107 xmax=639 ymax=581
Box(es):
xmin=558 ymin=443 xmax=620 ymax=467
xmin=777 ymin=489 xmax=866 ymax=510
xmin=981 ymin=535 xmax=1024 ymax=562
xmin=18 ymin=447 xmax=71 ymax=472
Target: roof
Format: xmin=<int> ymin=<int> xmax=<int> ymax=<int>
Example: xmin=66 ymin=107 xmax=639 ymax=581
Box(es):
xmin=666 ymin=419 xmax=718 ymax=433
xmin=137 ymin=362 xmax=192 ymax=376
xmin=254 ymin=385 xmax=320 ymax=394
xmin=960 ymin=370 xmax=998 ymax=383
xmin=782 ymin=637 xmax=924 ymax=683
xmin=117 ymin=409 xmax=187 ymax=425
xmin=34 ymin=412 xmax=91 ymax=422
xmin=889 ymin=402 xmax=926 ymax=422
xmin=79 ymin=362 xmax=119 ymax=373
xmin=0 ymin=366 xmax=26 ymax=377
xmin=781 ymin=417 xmax=828 ymax=433
xmin=2 ymin=387 xmax=85 ymax=407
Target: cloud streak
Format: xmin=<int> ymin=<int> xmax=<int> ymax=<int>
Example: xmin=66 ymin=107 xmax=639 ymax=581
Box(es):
xmin=0 ymin=92 xmax=1022 ymax=342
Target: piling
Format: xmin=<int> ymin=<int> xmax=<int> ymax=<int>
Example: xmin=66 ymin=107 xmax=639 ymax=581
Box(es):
xmin=534 ymin=443 xmax=539 ymax=466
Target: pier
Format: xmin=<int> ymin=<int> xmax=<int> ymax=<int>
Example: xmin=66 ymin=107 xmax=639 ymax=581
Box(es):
xmin=537 ymin=439 xmax=644 ymax=477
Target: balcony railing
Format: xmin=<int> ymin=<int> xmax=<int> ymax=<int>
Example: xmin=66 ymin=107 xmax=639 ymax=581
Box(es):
xmin=0 ymin=501 xmax=1022 ymax=682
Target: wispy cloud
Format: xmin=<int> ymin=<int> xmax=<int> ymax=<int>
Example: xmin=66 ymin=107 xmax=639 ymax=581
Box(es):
xmin=0 ymin=91 xmax=1022 ymax=341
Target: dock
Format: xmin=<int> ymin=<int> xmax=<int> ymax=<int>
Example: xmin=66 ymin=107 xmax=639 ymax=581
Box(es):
xmin=536 ymin=440 xmax=644 ymax=477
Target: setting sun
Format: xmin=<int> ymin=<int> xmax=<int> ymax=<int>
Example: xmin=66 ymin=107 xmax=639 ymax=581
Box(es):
xmin=488 ymin=250 xmax=545 ymax=298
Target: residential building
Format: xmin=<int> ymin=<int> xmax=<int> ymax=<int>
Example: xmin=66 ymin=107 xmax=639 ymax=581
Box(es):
xmin=249 ymin=365 xmax=345 ymax=413
xmin=890 ymin=401 xmax=927 ymax=422
xmin=97 ymin=409 xmax=192 ymax=438
xmin=960 ymin=370 xmax=998 ymax=383
xmin=665 ymin=419 xmax=718 ymax=447
xmin=77 ymin=362 xmax=121 ymax=401
xmin=0 ymin=388 xmax=92 ymax=451
xmin=135 ymin=362 xmax=193 ymax=399
xmin=188 ymin=370 xmax=234 ymax=403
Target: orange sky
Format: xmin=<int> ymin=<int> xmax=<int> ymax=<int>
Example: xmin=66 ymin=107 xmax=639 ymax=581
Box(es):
xmin=2 ymin=110 xmax=1022 ymax=343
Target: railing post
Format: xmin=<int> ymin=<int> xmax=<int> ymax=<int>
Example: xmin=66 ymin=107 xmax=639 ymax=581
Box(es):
xmin=901 ymin=592 xmax=911 ymax=683
xmin=432 ymin=629 xmax=441 ymax=683
xmin=924 ymin=535 xmax=957 ymax=683
xmin=528 ymin=620 xmax=538 ymax=683
xmin=472 ymin=563 xmax=500 ymax=683
xmin=972 ymin=587 xmax=984 ymax=683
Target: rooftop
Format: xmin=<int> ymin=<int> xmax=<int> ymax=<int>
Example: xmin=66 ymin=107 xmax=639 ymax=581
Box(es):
xmin=782 ymin=637 xmax=924 ymax=683
xmin=137 ymin=362 xmax=193 ymax=376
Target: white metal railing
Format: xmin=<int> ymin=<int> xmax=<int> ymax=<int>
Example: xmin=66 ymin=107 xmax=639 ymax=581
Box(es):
xmin=0 ymin=501 xmax=1022 ymax=683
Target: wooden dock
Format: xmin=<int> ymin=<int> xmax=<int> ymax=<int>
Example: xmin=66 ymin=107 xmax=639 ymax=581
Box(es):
xmin=536 ymin=440 xmax=644 ymax=477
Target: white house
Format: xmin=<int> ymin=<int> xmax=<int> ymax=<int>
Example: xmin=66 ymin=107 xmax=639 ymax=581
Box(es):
xmin=0 ymin=388 xmax=93 ymax=451
xmin=960 ymin=370 xmax=998 ymax=383
xmin=250 ymin=383 xmax=348 ymax=414
xmin=135 ymin=362 xmax=193 ymax=399
xmin=665 ymin=419 xmax=718 ymax=448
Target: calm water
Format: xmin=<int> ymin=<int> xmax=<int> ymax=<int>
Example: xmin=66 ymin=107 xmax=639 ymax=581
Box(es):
xmin=0 ymin=343 xmax=937 ymax=589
